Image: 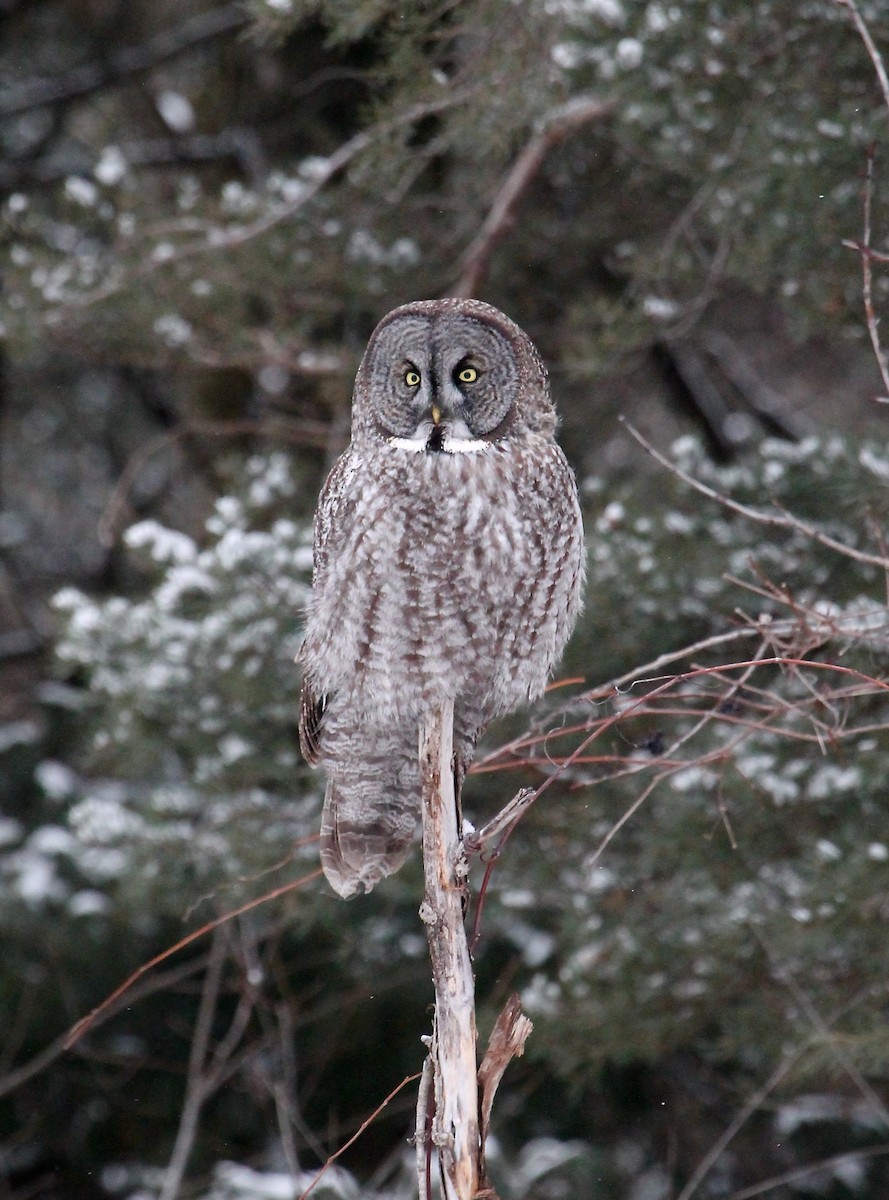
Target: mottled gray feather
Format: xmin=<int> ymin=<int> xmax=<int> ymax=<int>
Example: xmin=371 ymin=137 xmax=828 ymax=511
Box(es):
xmin=299 ymin=299 xmax=585 ymax=898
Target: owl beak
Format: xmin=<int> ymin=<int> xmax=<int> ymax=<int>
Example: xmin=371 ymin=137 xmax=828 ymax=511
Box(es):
xmin=430 ymin=404 xmax=442 ymax=426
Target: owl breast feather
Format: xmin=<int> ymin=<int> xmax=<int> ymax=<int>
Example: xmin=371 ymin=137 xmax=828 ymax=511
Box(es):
xmin=300 ymin=436 xmax=584 ymax=730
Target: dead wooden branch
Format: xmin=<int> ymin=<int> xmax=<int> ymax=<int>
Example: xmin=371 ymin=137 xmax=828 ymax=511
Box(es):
xmin=464 ymin=788 xmax=536 ymax=857
xmin=478 ymin=995 xmax=532 ymax=1150
xmin=418 ymin=698 xmax=481 ymax=1199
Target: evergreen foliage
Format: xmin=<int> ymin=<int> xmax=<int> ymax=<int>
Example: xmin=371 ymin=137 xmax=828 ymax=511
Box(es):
xmin=3 ymin=431 xmax=885 ymax=1197
xmin=4 ymin=0 xmax=888 ymax=375
xmin=2 ymin=1 xmax=889 ymax=1197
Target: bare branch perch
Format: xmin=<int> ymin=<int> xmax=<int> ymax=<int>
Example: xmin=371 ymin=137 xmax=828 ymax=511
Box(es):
xmin=418 ymin=699 xmax=481 ymax=1200
xmin=465 ymin=788 xmax=536 ymax=856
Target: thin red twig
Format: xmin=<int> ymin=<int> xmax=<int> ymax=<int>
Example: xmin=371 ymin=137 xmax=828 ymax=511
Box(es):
xmin=64 ymin=868 xmax=322 ymax=1050
xmin=296 ymin=1072 xmax=422 ymax=1200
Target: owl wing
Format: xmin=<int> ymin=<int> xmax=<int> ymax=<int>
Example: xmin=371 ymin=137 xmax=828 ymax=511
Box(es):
xmin=298 ymin=682 xmax=324 ymax=765
xmin=311 ymin=448 xmax=362 ymax=577
xmin=297 ymin=449 xmax=364 ymax=765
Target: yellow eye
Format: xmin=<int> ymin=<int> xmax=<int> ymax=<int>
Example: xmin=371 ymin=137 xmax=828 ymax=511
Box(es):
xmin=404 ymin=369 xmax=421 ymax=387
xmin=457 ymin=366 xmax=478 ymax=384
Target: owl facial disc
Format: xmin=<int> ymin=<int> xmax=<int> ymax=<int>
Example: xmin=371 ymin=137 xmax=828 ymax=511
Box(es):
xmin=359 ymin=307 xmax=523 ymax=451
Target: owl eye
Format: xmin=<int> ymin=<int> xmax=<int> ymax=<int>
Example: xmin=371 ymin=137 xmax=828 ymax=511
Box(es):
xmin=456 ymin=366 xmax=478 ymax=384
xmin=404 ymin=369 xmax=421 ymax=387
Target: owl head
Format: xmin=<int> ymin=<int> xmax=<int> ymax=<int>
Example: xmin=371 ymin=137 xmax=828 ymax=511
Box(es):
xmin=350 ymin=298 xmax=557 ymax=453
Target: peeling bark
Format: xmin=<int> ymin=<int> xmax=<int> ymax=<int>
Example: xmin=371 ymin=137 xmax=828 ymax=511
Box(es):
xmin=418 ymin=699 xmax=480 ymax=1200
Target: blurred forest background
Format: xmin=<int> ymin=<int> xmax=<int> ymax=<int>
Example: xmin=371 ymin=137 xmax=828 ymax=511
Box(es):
xmin=2 ymin=1 xmax=889 ymax=1198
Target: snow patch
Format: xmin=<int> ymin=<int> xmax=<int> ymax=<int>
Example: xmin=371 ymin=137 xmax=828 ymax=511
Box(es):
xmin=36 ymin=759 xmax=78 ymax=800
xmin=125 ymin=521 xmax=197 ymax=565
xmin=156 ymin=90 xmax=196 ymax=134
xmin=95 ymin=145 xmax=127 ymax=186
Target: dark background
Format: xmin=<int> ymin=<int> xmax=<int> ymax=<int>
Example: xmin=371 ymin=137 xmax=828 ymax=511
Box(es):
xmin=2 ymin=2 xmax=889 ymax=1198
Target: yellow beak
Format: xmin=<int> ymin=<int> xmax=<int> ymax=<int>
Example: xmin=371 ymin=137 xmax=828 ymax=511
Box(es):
xmin=430 ymin=404 xmax=442 ymax=425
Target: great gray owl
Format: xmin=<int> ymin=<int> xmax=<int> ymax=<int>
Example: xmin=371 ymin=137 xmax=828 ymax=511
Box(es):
xmin=298 ymin=298 xmax=585 ymax=898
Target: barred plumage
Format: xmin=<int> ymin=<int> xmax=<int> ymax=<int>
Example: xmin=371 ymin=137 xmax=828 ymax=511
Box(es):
xmin=299 ymin=299 xmax=585 ymax=897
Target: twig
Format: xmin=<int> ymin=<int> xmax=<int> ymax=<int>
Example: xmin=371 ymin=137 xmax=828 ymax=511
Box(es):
xmin=478 ymin=599 xmax=889 ymax=777
xmin=417 ymin=699 xmax=481 ymax=1200
xmin=727 ymin=1142 xmax=889 ymax=1200
xmin=182 ymin=833 xmax=321 ymax=924
xmin=0 ymin=954 xmax=210 ymax=1102
xmin=473 ymin=629 xmax=768 ymax=772
xmin=0 ymin=4 xmax=249 ymax=118
xmin=583 ymin=642 xmax=768 ymax=868
xmin=674 ymin=1036 xmax=822 ymax=1200
xmin=269 ymin=1000 xmax=310 ymax=1181
xmin=466 ymin=788 xmax=536 ymax=953
xmin=621 ymin=418 xmax=889 ymax=568
xmin=469 ymin=660 xmax=767 ymax=964
xmin=842 ymin=146 xmax=889 ymax=400
xmin=857 ymin=146 xmax=889 ymax=400
xmin=753 ymin=928 xmax=889 ymax=1130
xmin=478 ymin=628 xmax=889 ymax=790
xmin=158 ymin=928 xmax=228 ymax=1200
xmin=467 ymin=645 xmax=889 ymax=944
xmin=835 ymin=0 xmax=889 ymax=117
xmin=62 ymin=88 xmax=480 ymax=313
xmin=464 ymin=789 xmax=535 ymax=956
xmin=466 ymin=788 xmax=536 ymax=855
xmin=676 ymin=985 xmax=888 ymax=1200
xmin=450 ymin=96 xmax=613 ymax=298
xmin=297 ymin=1072 xmax=422 ymax=1200
xmin=64 ymin=868 xmax=322 ymax=1050
xmin=835 ymin=0 xmax=889 ymax=399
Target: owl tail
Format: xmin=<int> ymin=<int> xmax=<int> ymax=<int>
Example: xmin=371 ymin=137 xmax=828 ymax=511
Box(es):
xmin=319 ymin=778 xmax=417 ymax=899
xmin=316 ymin=716 xmax=481 ymax=899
